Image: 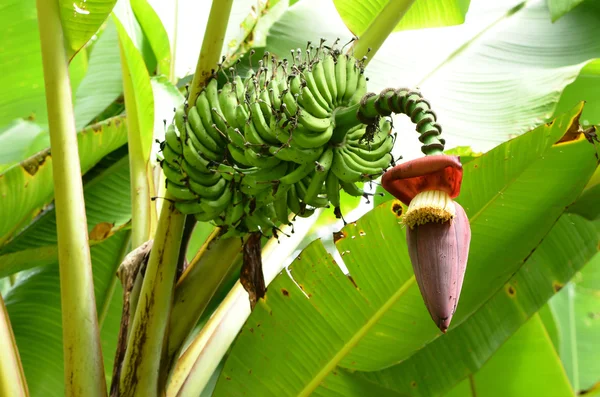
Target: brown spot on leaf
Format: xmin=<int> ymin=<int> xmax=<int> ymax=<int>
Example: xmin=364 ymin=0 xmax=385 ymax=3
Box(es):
xmin=391 ymin=200 xmax=403 ymax=217
xmin=553 ymin=281 xmax=564 ymax=293
xmin=333 ymin=230 xmax=347 ymax=243
xmin=281 ymin=288 xmax=290 ymax=297
xmin=89 ymin=222 xmax=114 ymax=241
xmin=21 ymin=150 xmax=50 ymax=176
xmin=249 ymin=328 xmax=254 ymax=333
xmin=507 ymin=285 xmax=516 ymax=297
xmin=226 ymin=376 xmax=232 ymax=381
xmin=411 ymin=381 xmax=417 ymax=388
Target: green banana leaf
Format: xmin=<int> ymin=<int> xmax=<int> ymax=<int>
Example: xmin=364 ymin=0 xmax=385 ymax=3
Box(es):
xmin=0 ymin=116 xmax=128 ymax=246
xmin=547 ymin=0 xmax=588 ymax=21
xmin=2 ymin=152 xmax=132 ymax=396
xmin=113 ymin=0 xmax=155 ymax=162
xmin=0 ymin=0 xmax=88 ymax=129
xmin=264 ymin=0 xmax=600 ymax=154
xmin=211 ymin=104 xmax=598 ymax=396
xmin=73 ymin=19 xmax=124 ymax=130
xmin=131 ymin=0 xmax=171 ymax=75
xmin=547 ymin=251 xmax=600 ymax=393
xmin=333 ymin=0 xmax=470 ymax=35
xmin=317 ymin=212 xmax=597 ymax=397
xmin=443 ymin=313 xmax=573 ymax=397
xmin=58 ymin=0 xmax=118 ymax=60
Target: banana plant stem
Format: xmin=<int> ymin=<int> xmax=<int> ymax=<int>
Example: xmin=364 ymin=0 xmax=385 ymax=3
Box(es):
xmin=166 ymin=232 xmax=244 ymax=367
xmin=350 ymin=0 xmax=417 ymax=64
xmin=0 ymin=294 xmax=28 ymax=397
xmin=118 ymin=198 xmax=185 ymax=396
xmin=188 ymin=0 xmax=234 ymax=105
xmin=36 ymin=1 xmax=107 ymax=395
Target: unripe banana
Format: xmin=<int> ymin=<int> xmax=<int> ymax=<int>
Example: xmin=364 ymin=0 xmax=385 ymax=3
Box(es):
xmin=159 ymin=42 xmax=406 ymax=235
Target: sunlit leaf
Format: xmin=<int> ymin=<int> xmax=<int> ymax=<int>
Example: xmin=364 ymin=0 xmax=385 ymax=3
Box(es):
xmin=320 ymin=212 xmax=597 ymax=396
xmin=333 ymin=0 xmax=470 ymax=36
xmin=73 ymin=19 xmax=124 ymax=130
xmin=443 ymin=314 xmax=573 ymax=397
xmin=2 ymin=152 xmax=131 ymax=396
xmin=59 ymin=0 xmax=118 ymax=59
xmin=0 ymin=116 xmax=128 ymax=246
xmin=548 ymin=253 xmax=600 ymax=393
xmin=547 ymin=0 xmax=587 ymax=21
xmin=113 ymin=0 xmax=155 ymax=161
xmin=212 ymin=106 xmax=598 ymax=395
xmin=0 ymin=0 xmax=88 ymax=129
xmin=131 ymin=0 xmax=171 ymax=74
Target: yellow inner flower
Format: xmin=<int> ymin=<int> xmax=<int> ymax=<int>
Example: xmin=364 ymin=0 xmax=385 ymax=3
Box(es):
xmin=403 ymin=190 xmax=455 ymax=229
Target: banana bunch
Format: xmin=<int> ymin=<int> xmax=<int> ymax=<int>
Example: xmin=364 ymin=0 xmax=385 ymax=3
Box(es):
xmin=158 ymin=41 xmax=395 ymax=237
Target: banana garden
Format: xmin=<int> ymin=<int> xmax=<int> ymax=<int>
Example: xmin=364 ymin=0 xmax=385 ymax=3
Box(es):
xmin=1 ymin=0 xmax=599 ymax=396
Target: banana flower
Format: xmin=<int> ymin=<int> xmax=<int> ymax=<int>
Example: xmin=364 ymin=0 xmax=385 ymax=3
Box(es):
xmin=382 ymin=155 xmax=471 ymax=333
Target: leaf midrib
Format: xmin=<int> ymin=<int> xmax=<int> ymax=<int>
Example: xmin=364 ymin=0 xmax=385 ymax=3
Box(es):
xmin=298 ymin=275 xmax=416 ymax=396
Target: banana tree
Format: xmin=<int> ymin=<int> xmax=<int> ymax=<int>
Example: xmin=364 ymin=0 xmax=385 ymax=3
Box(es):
xmin=0 ymin=0 xmax=599 ymax=396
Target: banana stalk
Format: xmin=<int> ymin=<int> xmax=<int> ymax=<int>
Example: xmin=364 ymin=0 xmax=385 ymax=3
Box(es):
xmin=350 ymin=0 xmax=418 ymax=63
xmin=36 ymin=0 xmax=107 ymax=394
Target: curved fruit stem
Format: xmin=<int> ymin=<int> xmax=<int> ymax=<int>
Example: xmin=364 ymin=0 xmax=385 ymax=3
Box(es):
xmin=350 ymin=0 xmax=418 ymax=64
xmin=334 ymin=88 xmax=445 ymax=155
xmin=36 ymin=0 xmax=108 ymax=395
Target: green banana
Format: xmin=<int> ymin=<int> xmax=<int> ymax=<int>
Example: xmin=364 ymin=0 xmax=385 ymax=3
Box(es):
xmin=182 ymin=136 xmax=212 ymax=173
xmin=188 ymin=177 xmax=227 ymax=199
xmin=250 ymin=101 xmax=278 ymax=144
xmin=205 ymin=78 xmax=228 ymax=133
xmin=165 ymin=123 xmax=183 ymax=154
xmin=312 ymin=60 xmax=333 ymax=105
xmin=181 ymin=160 xmax=220 ymax=186
xmin=298 ymin=84 xmax=330 ymax=119
xmin=323 ymin=54 xmax=337 ymax=106
xmin=228 ymin=143 xmax=253 ymax=167
xmin=291 ymin=124 xmax=333 ymax=149
xmin=244 ymin=147 xmax=281 ymax=168
xmin=279 ymin=161 xmax=315 ymax=185
xmin=335 ymin=53 xmax=347 ymax=103
xmin=297 ymin=107 xmax=331 ymax=132
xmin=273 ymin=183 xmax=291 ymax=225
xmin=343 ymin=57 xmax=359 ymax=104
xmin=331 ymin=147 xmax=365 ymax=183
xmin=219 ymin=82 xmax=240 ymax=128
xmin=167 ymin=180 xmax=198 ymax=201
xmin=326 ymin=171 xmax=341 ymax=208
xmin=303 ymin=68 xmax=330 ymax=110
xmin=303 ymin=148 xmax=334 ymax=206
xmin=342 ymin=147 xmax=392 ymax=173
xmin=196 ymin=92 xmax=226 ymax=145
xmin=161 ymin=143 xmax=181 ymax=169
xmin=340 ymin=180 xmax=364 ymax=197
xmin=174 ymin=106 xmax=186 ymax=139
xmin=269 ymin=144 xmax=324 ymax=165
xmin=348 ymin=72 xmax=367 ymax=106
xmin=347 ymin=136 xmax=394 ymax=162
xmin=162 ymin=161 xmax=186 ymax=185
xmin=186 ymin=123 xmax=222 ymax=162
xmin=187 ymin=106 xmax=221 ymax=153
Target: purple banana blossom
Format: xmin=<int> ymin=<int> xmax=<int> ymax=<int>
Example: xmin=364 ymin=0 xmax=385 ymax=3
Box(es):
xmin=382 ymin=155 xmax=471 ymax=333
